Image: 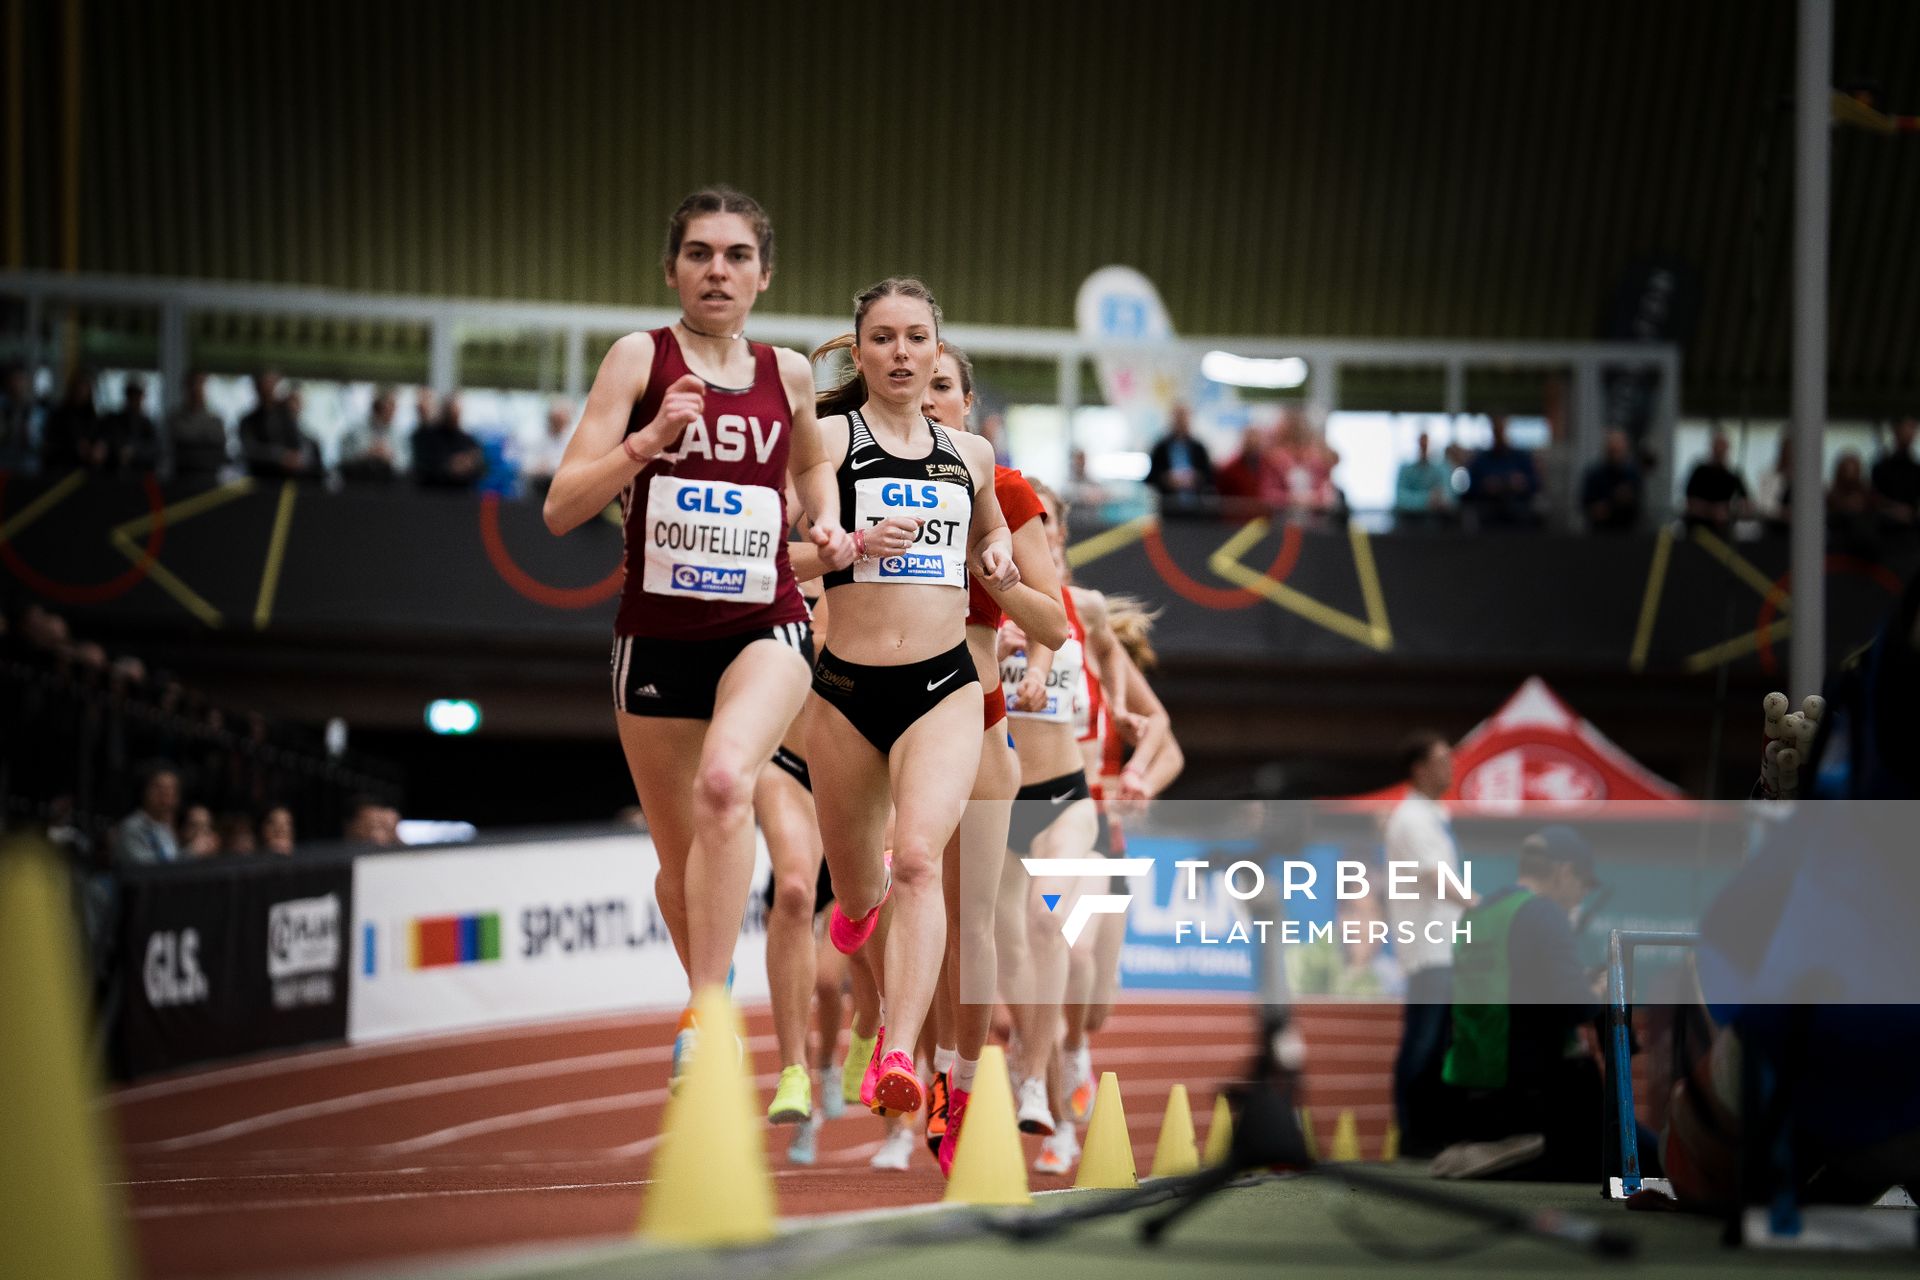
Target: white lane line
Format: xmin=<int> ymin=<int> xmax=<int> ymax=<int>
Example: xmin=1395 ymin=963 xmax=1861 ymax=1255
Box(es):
xmin=109 ymin=1009 xmax=694 ymax=1105
xmin=127 ymin=1167 xmax=830 ymax=1220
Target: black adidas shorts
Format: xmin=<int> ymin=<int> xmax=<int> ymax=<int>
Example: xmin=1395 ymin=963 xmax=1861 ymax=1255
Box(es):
xmin=611 ymin=621 xmax=813 ymax=719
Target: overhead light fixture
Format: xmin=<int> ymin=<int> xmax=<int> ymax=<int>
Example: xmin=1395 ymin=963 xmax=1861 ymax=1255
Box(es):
xmin=1201 ymin=351 xmax=1309 ymax=390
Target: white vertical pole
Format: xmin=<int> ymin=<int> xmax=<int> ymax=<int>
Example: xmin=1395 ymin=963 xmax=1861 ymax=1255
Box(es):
xmin=1791 ymin=0 xmax=1830 ymax=702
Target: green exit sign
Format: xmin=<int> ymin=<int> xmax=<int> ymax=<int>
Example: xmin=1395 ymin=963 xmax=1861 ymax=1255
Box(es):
xmin=425 ymin=699 xmax=482 ymax=735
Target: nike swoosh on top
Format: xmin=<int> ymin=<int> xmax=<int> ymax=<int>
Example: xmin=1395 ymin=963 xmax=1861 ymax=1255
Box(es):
xmin=850 ymin=456 xmax=882 ymax=470
xmin=927 ymin=671 xmax=957 ymax=692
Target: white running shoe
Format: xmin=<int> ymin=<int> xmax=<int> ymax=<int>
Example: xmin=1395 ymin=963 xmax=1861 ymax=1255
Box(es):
xmin=818 ymin=1067 xmax=846 ymax=1120
xmin=1034 ymin=1125 xmax=1081 ymax=1176
xmin=787 ymin=1114 xmax=821 ymax=1166
xmin=1016 ymin=1076 xmax=1056 ymax=1136
xmin=870 ymin=1124 xmax=916 ymax=1171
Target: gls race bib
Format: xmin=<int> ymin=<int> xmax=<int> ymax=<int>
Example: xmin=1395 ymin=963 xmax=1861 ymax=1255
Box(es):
xmin=643 ymin=475 xmax=781 ymax=602
xmin=1002 ymin=637 xmax=1083 ymax=723
xmin=852 ymin=478 xmax=970 ymax=588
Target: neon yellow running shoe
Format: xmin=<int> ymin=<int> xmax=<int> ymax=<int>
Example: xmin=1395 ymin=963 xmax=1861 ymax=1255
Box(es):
xmin=767 ymin=1063 xmax=812 ymax=1125
xmin=842 ymin=1027 xmax=880 ymax=1106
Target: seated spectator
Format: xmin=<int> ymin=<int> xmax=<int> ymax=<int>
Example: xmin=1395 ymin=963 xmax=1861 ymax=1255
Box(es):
xmin=1683 ymin=432 xmax=1750 ymax=533
xmin=520 ymin=399 xmax=574 ymax=494
xmin=239 ymin=369 xmax=321 ymax=479
xmin=338 ymin=387 xmax=408 ymax=482
xmin=1463 ymin=414 xmax=1540 ymax=527
xmin=1434 ymin=826 xmax=1607 ymax=1181
xmin=40 ymin=369 xmax=108 ymax=472
xmin=1871 ymin=417 xmax=1918 ymax=530
xmin=411 ymin=393 xmax=486 ymax=490
xmin=216 ymin=811 xmax=257 ymax=855
xmin=103 ymin=377 xmax=164 ymax=474
xmin=343 ymin=794 xmax=400 ymax=846
xmin=115 ymin=761 xmax=182 ymax=865
xmin=1145 ymin=403 xmax=1215 ymax=516
xmin=1828 ymin=450 xmax=1876 ymax=550
xmin=1 ymin=362 xmax=45 ymax=473
xmin=1394 ymin=432 xmax=1454 ymax=523
xmin=1064 ymin=447 xmax=1112 ymax=513
xmin=178 ymin=804 xmax=219 ymax=858
xmin=1580 ymin=428 xmax=1643 ymax=531
xmin=260 ymin=805 xmax=296 ymax=855
xmin=1214 ymin=423 xmax=1267 ymax=513
xmin=167 ymin=370 xmax=231 ymax=482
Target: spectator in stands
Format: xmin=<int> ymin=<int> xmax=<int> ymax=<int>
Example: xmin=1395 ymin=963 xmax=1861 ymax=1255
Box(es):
xmin=41 ymin=369 xmax=108 ymax=472
xmin=1145 ymin=403 xmax=1216 ymax=516
xmin=1463 ymin=414 xmax=1540 ymax=527
xmin=115 ymin=761 xmax=182 ymax=865
xmin=979 ymin=411 xmax=1012 ymax=467
xmin=338 ymin=387 xmax=408 ymax=482
xmin=343 ymin=794 xmax=399 ymax=846
xmin=216 ymin=812 xmax=257 ymax=855
xmin=104 ymin=377 xmax=164 ymax=474
xmin=260 ymin=805 xmax=296 ymax=855
xmin=1828 ymin=450 xmax=1876 ymax=551
xmin=168 ymin=370 xmax=231 ymax=482
xmin=1214 ymin=422 xmax=1267 ymax=513
xmin=1394 ymin=432 xmax=1454 ymax=524
xmin=1753 ymin=434 xmax=1792 ymax=531
xmin=1580 ymin=428 xmax=1643 ymax=532
xmin=1 ymin=362 xmax=44 ymax=473
xmin=1258 ymin=410 xmax=1306 ymax=510
xmin=239 ymin=369 xmax=320 ymax=479
xmin=520 ymin=399 xmax=574 ymax=494
xmin=178 ymin=804 xmax=219 ymax=858
xmin=1683 ymin=431 xmax=1750 ymax=533
xmin=1433 ymin=826 xmax=1605 ymax=1181
xmin=1064 ymin=446 xmax=1112 ymax=514
xmin=411 ymin=392 xmax=485 ymax=490
xmin=1871 ymin=417 xmax=1918 ymax=530
xmin=1384 ymin=730 xmax=1463 ymax=1157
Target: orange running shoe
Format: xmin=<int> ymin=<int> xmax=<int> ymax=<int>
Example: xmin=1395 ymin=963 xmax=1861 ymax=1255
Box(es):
xmin=925 ymin=1070 xmax=950 ymax=1158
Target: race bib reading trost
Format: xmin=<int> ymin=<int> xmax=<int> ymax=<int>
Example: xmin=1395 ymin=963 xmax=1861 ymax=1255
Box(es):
xmin=643 ymin=475 xmax=781 ymax=602
xmin=852 ymin=478 xmax=970 ymax=588
xmin=1002 ymin=638 xmax=1083 ymax=724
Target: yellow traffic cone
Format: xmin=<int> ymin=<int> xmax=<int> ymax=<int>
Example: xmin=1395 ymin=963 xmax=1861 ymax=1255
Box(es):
xmin=1203 ymin=1091 xmax=1234 ymax=1164
xmin=1147 ymin=1083 xmax=1199 ymax=1178
xmin=945 ymin=1045 xmax=1031 ymax=1206
xmin=0 ymin=839 xmax=129 ymax=1280
xmin=1381 ymin=1123 xmax=1401 ymax=1161
xmin=639 ymin=986 xmax=774 ymax=1244
xmin=1297 ymin=1107 xmax=1320 ymax=1160
xmin=1329 ymin=1109 xmax=1362 ymax=1162
xmin=1075 ymin=1071 xmax=1137 ymax=1189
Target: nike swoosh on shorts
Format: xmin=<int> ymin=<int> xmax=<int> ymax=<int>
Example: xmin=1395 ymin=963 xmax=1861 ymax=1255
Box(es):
xmin=927 ymin=671 xmax=957 ymax=692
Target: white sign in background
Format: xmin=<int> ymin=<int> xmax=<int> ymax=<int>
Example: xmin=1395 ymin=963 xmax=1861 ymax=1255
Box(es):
xmin=348 ymin=834 xmax=772 ymax=1043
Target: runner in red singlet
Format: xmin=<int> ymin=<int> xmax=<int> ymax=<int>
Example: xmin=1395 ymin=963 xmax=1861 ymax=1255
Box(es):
xmin=543 ymin=188 xmax=853 ymax=1090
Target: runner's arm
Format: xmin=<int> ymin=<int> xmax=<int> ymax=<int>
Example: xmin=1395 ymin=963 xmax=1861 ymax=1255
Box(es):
xmin=544 ymin=332 xmax=673 ymax=535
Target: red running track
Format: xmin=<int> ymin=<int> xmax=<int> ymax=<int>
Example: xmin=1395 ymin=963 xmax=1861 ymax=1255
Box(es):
xmin=109 ymin=1001 xmax=1401 ymax=1279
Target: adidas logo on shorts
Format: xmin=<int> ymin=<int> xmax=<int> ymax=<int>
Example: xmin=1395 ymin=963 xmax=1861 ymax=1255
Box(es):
xmin=633 ymin=683 xmax=661 ymax=698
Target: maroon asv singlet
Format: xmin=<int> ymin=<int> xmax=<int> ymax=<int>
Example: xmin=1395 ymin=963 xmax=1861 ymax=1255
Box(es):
xmin=613 ymin=328 xmax=809 ymax=641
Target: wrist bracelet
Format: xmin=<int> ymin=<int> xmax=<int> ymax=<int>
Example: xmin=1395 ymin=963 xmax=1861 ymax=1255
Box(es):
xmin=852 ymin=528 xmax=868 ymax=562
xmin=622 ymin=433 xmax=653 ymax=465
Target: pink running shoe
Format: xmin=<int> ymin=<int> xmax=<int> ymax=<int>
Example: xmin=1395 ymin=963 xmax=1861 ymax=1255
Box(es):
xmin=828 ymin=856 xmax=891 ymax=955
xmin=937 ymin=1085 xmax=970 ymax=1179
xmin=858 ymin=1025 xmax=888 ymax=1111
xmin=871 ymin=1049 xmax=924 ymax=1118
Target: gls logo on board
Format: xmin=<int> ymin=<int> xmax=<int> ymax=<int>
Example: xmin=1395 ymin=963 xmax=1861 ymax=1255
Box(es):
xmin=144 ymin=929 xmax=209 ymax=1007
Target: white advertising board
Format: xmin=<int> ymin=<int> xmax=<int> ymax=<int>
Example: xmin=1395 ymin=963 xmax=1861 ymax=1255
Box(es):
xmin=349 ymin=833 xmax=771 ymax=1042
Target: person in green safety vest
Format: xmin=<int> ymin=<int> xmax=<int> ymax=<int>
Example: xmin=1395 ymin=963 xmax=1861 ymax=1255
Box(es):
xmin=1430 ymin=825 xmax=1606 ymax=1181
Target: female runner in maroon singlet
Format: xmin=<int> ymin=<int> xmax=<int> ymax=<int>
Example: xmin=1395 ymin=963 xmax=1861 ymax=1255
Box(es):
xmin=544 ymin=188 xmax=853 ymax=1086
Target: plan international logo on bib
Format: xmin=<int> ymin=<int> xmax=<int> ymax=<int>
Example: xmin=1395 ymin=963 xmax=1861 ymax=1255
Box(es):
xmin=671 ymin=564 xmax=747 ymax=594
xmin=879 ymin=552 xmax=946 ymax=579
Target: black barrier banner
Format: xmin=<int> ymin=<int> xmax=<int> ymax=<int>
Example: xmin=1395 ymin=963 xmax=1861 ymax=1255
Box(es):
xmin=118 ymin=858 xmax=352 ymax=1078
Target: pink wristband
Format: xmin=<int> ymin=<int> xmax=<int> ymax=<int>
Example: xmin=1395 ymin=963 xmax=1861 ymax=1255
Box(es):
xmin=852 ymin=528 xmax=868 ymax=561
